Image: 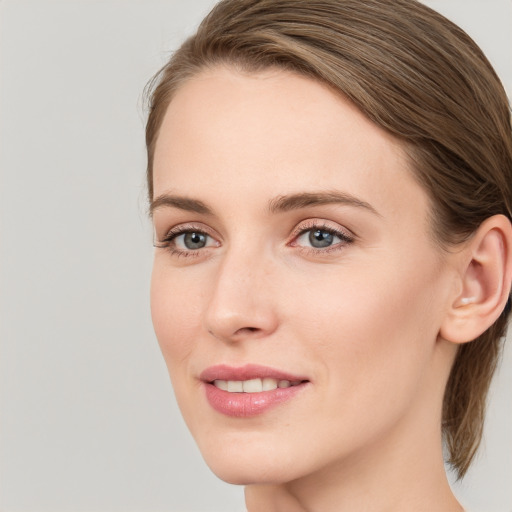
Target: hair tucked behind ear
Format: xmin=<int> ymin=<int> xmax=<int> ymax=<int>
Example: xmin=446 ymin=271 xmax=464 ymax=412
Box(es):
xmin=145 ymin=0 xmax=512 ymax=478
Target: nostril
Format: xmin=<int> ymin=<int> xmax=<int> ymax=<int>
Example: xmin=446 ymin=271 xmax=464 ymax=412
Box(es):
xmin=208 ymin=326 xmax=260 ymax=340
xmin=238 ymin=326 xmax=259 ymax=334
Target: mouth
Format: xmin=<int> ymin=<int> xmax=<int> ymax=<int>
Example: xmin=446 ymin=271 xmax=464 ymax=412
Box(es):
xmin=200 ymin=364 xmax=310 ymax=417
xmin=211 ymin=377 xmax=305 ymax=393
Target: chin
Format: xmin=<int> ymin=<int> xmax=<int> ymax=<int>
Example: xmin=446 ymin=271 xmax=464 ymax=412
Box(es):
xmin=195 ymin=431 xmax=309 ymax=485
xmin=207 ymin=462 xmax=266 ymax=486
xmin=205 ymin=457 xmax=297 ymax=486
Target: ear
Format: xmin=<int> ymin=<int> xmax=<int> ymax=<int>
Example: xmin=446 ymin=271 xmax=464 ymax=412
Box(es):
xmin=440 ymin=214 xmax=512 ymax=344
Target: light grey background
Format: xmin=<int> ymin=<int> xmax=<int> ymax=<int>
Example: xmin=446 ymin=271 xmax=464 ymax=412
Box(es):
xmin=0 ymin=1 xmax=510 ymax=511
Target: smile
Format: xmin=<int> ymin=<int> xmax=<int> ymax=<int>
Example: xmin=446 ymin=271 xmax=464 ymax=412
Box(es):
xmin=200 ymin=365 xmax=310 ymax=417
xmin=212 ymin=378 xmax=303 ymax=393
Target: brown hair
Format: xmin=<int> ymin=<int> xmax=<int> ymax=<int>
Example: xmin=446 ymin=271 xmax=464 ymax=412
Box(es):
xmin=145 ymin=0 xmax=512 ymax=478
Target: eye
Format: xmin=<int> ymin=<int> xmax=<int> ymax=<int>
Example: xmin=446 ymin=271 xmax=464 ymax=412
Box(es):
xmin=155 ymin=224 xmax=219 ymax=256
xmin=176 ymin=231 xmax=211 ymax=250
xmin=291 ymin=222 xmax=354 ymax=252
xmin=302 ymin=228 xmax=338 ymax=248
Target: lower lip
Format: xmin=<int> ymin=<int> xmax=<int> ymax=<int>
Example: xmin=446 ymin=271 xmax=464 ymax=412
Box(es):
xmin=204 ymin=382 xmax=308 ymax=417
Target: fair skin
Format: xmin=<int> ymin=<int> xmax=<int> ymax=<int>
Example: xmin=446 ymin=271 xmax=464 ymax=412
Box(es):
xmin=150 ymin=66 xmax=511 ymax=511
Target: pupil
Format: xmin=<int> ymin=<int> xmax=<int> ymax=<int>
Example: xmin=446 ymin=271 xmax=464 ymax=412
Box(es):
xmin=184 ymin=232 xmax=206 ymax=249
xmin=309 ymin=229 xmax=333 ymax=248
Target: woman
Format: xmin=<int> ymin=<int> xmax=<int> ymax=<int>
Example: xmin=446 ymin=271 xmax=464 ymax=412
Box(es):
xmin=145 ymin=0 xmax=512 ymax=510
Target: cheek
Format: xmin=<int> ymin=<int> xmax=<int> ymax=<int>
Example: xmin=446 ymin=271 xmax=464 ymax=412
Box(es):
xmin=150 ymin=262 xmax=210 ymax=436
xmin=263 ymin=256 xmax=445 ymax=470
xmin=150 ymin=260 xmax=203 ymax=371
xmin=288 ymin=252 xmax=443 ymax=403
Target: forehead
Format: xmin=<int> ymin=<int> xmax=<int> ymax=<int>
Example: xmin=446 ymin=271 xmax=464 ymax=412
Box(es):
xmin=152 ymin=66 xmax=429 ymax=224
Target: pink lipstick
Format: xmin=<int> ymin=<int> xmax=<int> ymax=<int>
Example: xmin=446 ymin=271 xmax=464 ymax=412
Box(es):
xmin=200 ymin=364 xmax=309 ymax=417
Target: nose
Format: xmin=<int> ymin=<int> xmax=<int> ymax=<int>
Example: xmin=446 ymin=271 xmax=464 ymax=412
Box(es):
xmin=204 ymin=246 xmax=279 ymax=343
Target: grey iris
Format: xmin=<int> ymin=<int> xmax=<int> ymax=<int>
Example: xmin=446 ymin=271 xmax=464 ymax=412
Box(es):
xmin=309 ymin=229 xmax=334 ymax=248
xmin=184 ymin=232 xmax=207 ymax=249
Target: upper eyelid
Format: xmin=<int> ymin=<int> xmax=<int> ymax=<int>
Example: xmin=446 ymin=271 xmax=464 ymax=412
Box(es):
xmin=159 ymin=222 xmax=218 ymax=240
xmin=295 ymin=227 xmax=351 ymax=241
xmin=291 ymin=219 xmax=356 ymax=238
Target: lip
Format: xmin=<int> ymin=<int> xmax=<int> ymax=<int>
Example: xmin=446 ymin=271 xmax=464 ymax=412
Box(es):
xmin=200 ymin=364 xmax=310 ymax=418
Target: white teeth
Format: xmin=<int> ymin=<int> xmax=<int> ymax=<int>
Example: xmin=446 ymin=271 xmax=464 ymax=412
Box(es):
xmin=262 ymin=377 xmax=278 ymax=391
xmin=243 ymin=378 xmax=263 ymax=393
xmin=227 ymin=380 xmax=243 ymax=392
xmin=213 ymin=379 xmax=228 ymax=391
xmin=213 ymin=378 xmax=301 ymax=393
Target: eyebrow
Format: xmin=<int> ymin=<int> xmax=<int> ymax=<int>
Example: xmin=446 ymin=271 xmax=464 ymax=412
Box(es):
xmin=150 ymin=194 xmax=213 ymax=216
xmin=150 ymin=190 xmax=380 ymax=217
xmin=268 ymin=191 xmax=381 ymax=216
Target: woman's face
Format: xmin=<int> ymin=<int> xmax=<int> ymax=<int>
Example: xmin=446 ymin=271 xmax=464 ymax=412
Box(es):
xmin=150 ymin=67 xmax=458 ymax=484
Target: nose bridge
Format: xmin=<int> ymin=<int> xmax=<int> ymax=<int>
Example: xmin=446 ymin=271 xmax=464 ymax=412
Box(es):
xmin=205 ymin=238 xmax=277 ymax=341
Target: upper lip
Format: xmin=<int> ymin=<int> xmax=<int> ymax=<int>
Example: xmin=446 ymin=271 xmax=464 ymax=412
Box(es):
xmin=200 ymin=364 xmax=309 ymax=383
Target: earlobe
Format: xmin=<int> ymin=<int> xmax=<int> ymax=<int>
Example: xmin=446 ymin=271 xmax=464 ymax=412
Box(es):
xmin=440 ymin=215 xmax=512 ymax=345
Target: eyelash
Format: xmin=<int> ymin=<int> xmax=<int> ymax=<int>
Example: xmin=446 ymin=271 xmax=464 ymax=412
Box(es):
xmin=290 ymin=221 xmax=355 ymax=255
xmin=154 ymin=221 xmax=355 ymax=258
xmin=154 ymin=224 xmax=216 ymax=259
